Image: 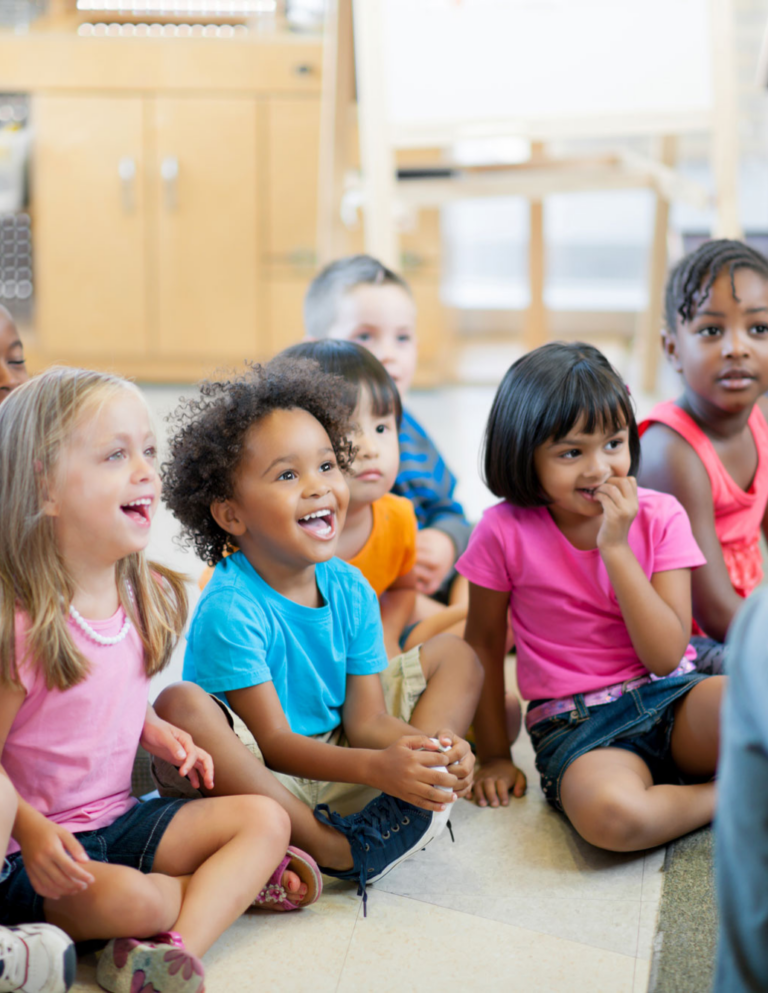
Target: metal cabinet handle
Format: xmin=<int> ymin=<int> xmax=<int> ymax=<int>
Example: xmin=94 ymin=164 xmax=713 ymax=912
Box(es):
xmin=161 ymin=156 xmax=179 ymax=211
xmin=118 ymin=156 xmax=136 ymax=213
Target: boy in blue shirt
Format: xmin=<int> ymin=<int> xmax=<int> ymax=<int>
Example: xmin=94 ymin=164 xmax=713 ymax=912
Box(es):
xmin=304 ymin=255 xmax=472 ymax=605
xmin=152 ymin=358 xmax=481 ymax=909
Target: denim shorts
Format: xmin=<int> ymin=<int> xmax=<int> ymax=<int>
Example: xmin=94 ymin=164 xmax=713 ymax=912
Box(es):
xmin=690 ymin=635 xmax=727 ymax=675
xmin=0 ymin=796 xmax=189 ymax=926
xmin=529 ymin=671 xmax=709 ymax=811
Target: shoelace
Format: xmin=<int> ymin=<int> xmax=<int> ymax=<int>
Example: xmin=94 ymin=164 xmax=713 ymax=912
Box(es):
xmin=320 ymin=795 xmax=423 ymax=916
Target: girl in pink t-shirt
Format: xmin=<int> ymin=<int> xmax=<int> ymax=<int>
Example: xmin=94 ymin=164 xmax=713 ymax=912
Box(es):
xmin=0 ymin=368 xmax=322 ymax=993
xmin=639 ymin=239 xmax=768 ymax=676
xmin=458 ymin=342 xmax=724 ymax=853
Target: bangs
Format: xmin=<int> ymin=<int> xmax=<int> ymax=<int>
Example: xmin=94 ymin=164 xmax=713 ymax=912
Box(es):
xmin=356 ymin=373 xmax=401 ymax=426
xmin=547 ymin=368 xmax=632 ymax=444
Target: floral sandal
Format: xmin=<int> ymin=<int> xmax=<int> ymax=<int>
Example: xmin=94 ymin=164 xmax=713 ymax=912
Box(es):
xmin=96 ymin=932 xmax=205 ymax=993
xmin=251 ymin=845 xmax=323 ymax=911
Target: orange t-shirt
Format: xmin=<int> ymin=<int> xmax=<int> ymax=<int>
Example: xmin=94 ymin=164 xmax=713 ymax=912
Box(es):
xmin=348 ymin=492 xmax=417 ymax=596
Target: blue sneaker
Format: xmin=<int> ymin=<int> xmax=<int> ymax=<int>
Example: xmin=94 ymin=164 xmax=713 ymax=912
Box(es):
xmin=314 ymin=793 xmax=451 ymax=913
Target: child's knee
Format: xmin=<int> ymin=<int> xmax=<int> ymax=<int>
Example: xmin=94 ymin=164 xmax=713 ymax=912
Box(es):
xmin=422 ymin=633 xmax=483 ymax=685
xmin=153 ymin=681 xmax=213 ymax=728
xmin=575 ymin=790 xmax=650 ymax=852
xmin=90 ymin=869 xmax=175 ymax=936
xmin=229 ymin=795 xmax=291 ymax=847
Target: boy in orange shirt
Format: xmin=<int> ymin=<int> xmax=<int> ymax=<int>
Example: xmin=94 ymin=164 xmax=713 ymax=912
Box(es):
xmin=284 ymin=340 xmax=465 ymax=658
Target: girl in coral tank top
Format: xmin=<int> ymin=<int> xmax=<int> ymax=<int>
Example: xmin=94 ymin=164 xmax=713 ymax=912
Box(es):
xmin=639 ymin=240 xmax=768 ymax=674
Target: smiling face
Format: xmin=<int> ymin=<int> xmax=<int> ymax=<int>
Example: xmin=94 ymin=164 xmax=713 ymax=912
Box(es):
xmin=346 ymin=386 xmax=400 ymax=511
xmin=44 ymin=388 xmax=160 ymax=568
xmin=0 ymin=309 xmax=29 ymax=402
xmin=664 ymin=266 xmax=768 ymax=415
xmin=533 ymin=415 xmax=632 ymax=529
xmin=327 ymin=283 xmax=418 ymax=395
xmin=213 ymin=407 xmax=350 ymax=585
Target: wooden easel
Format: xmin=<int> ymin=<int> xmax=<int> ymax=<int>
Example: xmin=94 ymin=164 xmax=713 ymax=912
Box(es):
xmin=319 ymin=0 xmax=743 ymax=391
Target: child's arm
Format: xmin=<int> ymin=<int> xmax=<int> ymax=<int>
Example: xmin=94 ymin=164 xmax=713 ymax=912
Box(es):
xmin=464 ymin=582 xmax=526 ymax=807
xmin=761 ymin=398 xmax=768 ymax=544
xmin=397 ymin=414 xmax=472 ymax=592
xmin=596 ymin=476 xmax=692 ymax=674
xmin=0 ymin=685 xmax=94 ymax=899
xmin=227 ymin=681 xmax=457 ymax=811
xmin=413 ymin=528 xmax=458 ymax=596
xmin=140 ymin=704 xmax=214 ymax=792
xmin=342 ymin=671 xmax=474 ymax=799
xmin=640 ymin=425 xmax=743 ymax=642
xmin=379 ymin=571 xmax=417 ymax=659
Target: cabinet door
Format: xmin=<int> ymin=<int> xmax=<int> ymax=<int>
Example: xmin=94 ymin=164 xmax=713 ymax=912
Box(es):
xmin=149 ymin=97 xmax=261 ymax=360
xmin=34 ymin=95 xmax=147 ymax=359
xmin=265 ymin=97 xmax=320 ymax=265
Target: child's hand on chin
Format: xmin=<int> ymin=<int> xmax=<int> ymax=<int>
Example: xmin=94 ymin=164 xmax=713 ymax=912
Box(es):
xmin=470 ymin=758 xmax=527 ymax=807
xmin=594 ymin=475 xmax=638 ymax=550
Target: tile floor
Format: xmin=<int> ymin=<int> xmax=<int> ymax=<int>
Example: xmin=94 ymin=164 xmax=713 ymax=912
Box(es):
xmin=70 ymin=347 xmax=680 ymax=992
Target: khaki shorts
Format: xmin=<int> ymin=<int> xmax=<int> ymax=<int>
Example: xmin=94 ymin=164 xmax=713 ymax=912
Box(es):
xmin=152 ymin=645 xmax=426 ymax=817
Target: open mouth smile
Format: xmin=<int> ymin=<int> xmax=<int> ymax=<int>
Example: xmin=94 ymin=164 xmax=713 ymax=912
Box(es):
xmin=297 ymin=508 xmax=336 ymax=539
xmin=121 ymin=497 xmax=153 ymax=526
xmin=576 ymin=487 xmax=601 ymax=501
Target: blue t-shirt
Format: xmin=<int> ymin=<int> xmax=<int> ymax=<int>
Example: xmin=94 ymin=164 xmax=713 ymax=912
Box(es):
xmin=183 ymin=552 xmax=388 ymax=736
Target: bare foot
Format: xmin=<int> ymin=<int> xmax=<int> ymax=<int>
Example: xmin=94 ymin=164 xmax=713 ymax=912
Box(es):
xmin=276 ymin=869 xmax=307 ymax=910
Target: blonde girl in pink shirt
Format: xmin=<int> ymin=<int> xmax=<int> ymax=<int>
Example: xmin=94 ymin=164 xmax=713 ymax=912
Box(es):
xmin=0 ymin=368 xmax=321 ymax=993
xmin=458 ymin=342 xmax=724 ymax=852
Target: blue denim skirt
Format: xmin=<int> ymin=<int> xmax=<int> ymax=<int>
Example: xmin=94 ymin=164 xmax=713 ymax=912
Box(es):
xmin=529 ymin=672 xmax=709 ymax=811
xmin=0 ymin=796 xmax=188 ymax=926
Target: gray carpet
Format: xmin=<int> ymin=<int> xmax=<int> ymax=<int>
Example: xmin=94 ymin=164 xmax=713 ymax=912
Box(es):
xmin=649 ymin=827 xmax=718 ymax=993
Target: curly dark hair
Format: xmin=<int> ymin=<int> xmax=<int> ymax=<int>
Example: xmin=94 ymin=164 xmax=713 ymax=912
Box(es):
xmin=664 ymin=238 xmax=768 ymax=332
xmin=162 ymin=358 xmax=356 ymax=566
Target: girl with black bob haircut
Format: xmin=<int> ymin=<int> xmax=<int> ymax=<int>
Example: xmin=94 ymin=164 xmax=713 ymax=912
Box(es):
xmin=457 ymin=340 xmax=723 ymax=853
xmin=483 ymin=341 xmax=640 ymax=506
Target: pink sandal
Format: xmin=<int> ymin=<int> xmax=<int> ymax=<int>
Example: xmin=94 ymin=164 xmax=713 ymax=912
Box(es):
xmin=251 ymin=845 xmax=323 ymax=911
xmin=96 ymin=932 xmax=205 ymax=993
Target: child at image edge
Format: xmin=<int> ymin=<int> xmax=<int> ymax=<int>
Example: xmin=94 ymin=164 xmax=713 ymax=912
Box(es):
xmin=0 ymin=304 xmax=29 ymax=401
xmin=304 ymin=255 xmax=472 ymax=610
xmin=0 ymin=368 xmax=321 ymax=993
xmin=151 ymin=358 xmax=481 ymax=909
xmin=0 ymin=308 xmax=74 ymax=993
xmin=459 ymin=342 xmax=723 ymax=852
xmin=639 ymin=239 xmax=768 ymax=675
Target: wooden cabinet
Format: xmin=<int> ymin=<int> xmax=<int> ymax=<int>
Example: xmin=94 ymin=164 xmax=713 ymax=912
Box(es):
xmin=34 ymin=93 xmax=263 ymax=371
xmin=150 ymin=97 xmax=261 ymax=360
xmin=34 ymin=95 xmax=148 ymax=359
xmin=22 ymin=28 xmax=446 ymax=382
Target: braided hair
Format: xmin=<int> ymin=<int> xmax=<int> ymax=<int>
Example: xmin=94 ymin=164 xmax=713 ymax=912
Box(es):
xmin=665 ymin=239 xmax=768 ymax=332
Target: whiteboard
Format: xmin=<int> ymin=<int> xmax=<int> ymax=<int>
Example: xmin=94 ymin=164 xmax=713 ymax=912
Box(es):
xmin=376 ymin=0 xmax=713 ymax=139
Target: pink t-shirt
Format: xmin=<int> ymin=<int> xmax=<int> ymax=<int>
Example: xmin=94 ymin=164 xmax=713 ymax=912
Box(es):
xmin=3 ymin=607 xmax=149 ymax=857
xmin=456 ymin=488 xmax=706 ymax=701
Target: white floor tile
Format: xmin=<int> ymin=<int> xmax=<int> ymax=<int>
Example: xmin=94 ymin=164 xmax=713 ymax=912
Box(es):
xmin=337 ymin=891 xmax=638 ymax=993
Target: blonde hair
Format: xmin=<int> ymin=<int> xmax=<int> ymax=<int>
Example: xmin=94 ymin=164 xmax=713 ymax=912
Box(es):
xmin=0 ymin=367 xmax=188 ymax=691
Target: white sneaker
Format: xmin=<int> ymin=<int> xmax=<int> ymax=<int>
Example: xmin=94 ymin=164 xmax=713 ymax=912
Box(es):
xmin=0 ymin=924 xmax=76 ymax=993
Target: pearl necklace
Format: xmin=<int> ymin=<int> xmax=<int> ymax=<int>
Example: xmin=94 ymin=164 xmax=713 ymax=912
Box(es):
xmin=69 ymin=603 xmax=132 ymax=647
